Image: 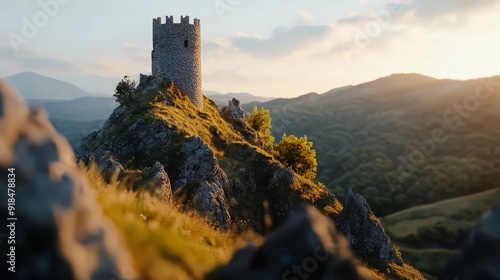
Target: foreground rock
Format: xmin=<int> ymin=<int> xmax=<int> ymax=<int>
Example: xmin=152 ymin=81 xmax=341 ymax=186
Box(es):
xmin=336 ymin=188 xmax=404 ymax=268
xmin=441 ymin=206 xmax=500 ymax=280
xmin=208 ymin=204 xmax=372 ymax=280
xmin=0 ymin=81 xmax=138 ymax=280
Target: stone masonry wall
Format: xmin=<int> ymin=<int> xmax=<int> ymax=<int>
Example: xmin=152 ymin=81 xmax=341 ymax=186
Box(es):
xmin=152 ymin=16 xmax=203 ymax=108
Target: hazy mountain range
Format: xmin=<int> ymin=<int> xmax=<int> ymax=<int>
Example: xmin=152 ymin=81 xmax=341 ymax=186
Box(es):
xmin=204 ymin=90 xmax=276 ymax=105
xmin=2 ymin=72 xmax=273 ymax=105
xmin=4 ymin=72 xmax=106 ymax=100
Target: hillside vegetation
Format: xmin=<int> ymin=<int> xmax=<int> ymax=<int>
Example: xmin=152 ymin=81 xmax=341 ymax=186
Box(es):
xmin=84 ymin=164 xmax=251 ymax=280
xmin=244 ymin=74 xmax=500 ymax=216
xmin=73 ymin=77 xmax=425 ymax=279
xmin=380 ymin=187 xmax=500 ymax=278
xmin=78 ymin=78 xmax=342 ymax=233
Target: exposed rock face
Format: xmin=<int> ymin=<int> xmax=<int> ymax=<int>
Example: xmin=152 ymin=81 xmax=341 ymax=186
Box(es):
xmin=192 ymin=182 xmax=231 ymax=230
xmin=177 ymin=137 xmax=231 ymax=229
xmin=0 ymin=81 xmax=137 ymax=280
xmin=221 ymin=98 xmax=245 ymax=120
xmin=146 ymin=161 xmax=172 ymax=203
xmin=77 ymin=104 xmax=232 ymax=229
xmin=267 ymin=167 xmax=301 ymax=218
xmin=179 ymin=137 xmax=229 ymax=188
xmin=336 ymin=188 xmax=404 ymax=267
xmin=441 ymin=206 xmax=500 ymax=280
xmin=208 ymin=204 xmax=371 ymax=280
xmin=75 ymin=106 xmax=174 ymax=167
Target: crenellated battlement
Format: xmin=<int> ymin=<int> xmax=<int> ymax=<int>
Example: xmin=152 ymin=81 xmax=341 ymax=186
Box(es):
xmin=153 ymin=15 xmax=200 ymax=26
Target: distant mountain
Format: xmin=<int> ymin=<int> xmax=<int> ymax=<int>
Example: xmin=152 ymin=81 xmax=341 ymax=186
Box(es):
xmin=205 ymin=90 xmax=275 ymax=106
xmin=323 ymin=85 xmax=353 ymax=95
xmin=4 ymin=72 xmax=106 ymax=100
xmin=63 ymin=74 xmax=120 ymax=96
xmin=243 ymin=73 xmax=500 ymax=217
xmin=27 ymin=96 xmax=116 ymax=122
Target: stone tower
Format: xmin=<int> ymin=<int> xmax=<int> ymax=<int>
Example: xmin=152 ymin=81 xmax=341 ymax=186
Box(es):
xmin=152 ymin=15 xmax=203 ymax=108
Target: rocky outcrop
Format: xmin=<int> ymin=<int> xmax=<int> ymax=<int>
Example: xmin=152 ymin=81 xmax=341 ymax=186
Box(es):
xmin=177 ymin=137 xmax=231 ymax=229
xmin=146 ymin=161 xmax=172 ymax=203
xmin=75 ymin=106 xmax=174 ymax=168
xmin=336 ymin=188 xmax=404 ymax=267
xmin=441 ymin=206 xmax=500 ymax=280
xmin=0 ymin=81 xmax=138 ymax=280
xmin=191 ymin=181 xmax=231 ymax=230
xmin=74 ymin=81 xmax=337 ymax=234
xmin=76 ymin=102 xmax=233 ymax=229
xmin=221 ymin=98 xmax=245 ymax=120
xmin=208 ymin=204 xmax=372 ymax=280
xmin=267 ymin=167 xmax=301 ymax=218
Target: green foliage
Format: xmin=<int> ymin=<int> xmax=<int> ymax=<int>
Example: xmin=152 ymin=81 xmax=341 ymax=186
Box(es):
xmin=247 ymin=105 xmax=275 ymax=151
xmin=114 ymin=75 xmax=137 ymax=106
xmin=274 ymin=134 xmax=317 ymax=180
xmin=381 ymin=187 xmax=500 ymax=277
xmin=242 ymin=76 xmax=500 ymax=216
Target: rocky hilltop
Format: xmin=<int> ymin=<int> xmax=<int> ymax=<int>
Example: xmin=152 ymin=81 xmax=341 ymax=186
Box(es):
xmin=75 ymin=78 xmax=341 ymax=232
xmin=2 ymin=79 xmax=499 ymax=279
xmin=73 ymin=77 xmax=421 ymax=278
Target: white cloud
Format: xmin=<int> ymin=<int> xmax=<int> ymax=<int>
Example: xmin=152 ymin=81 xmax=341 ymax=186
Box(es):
xmin=230 ymin=24 xmax=333 ymax=58
xmin=299 ymin=11 xmax=315 ymax=24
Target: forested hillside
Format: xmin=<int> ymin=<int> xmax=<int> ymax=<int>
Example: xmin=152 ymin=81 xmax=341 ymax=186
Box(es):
xmin=244 ymin=74 xmax=500 ymax=216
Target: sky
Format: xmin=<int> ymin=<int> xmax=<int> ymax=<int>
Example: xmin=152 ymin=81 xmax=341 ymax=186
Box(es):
xmin=1 ymin=0 xmax=499 ymax=98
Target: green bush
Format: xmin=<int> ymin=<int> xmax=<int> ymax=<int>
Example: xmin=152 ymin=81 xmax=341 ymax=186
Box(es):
xmin=274 ymin=134 xmax=317 ymax=180
xmin=114 ymin=75 xmax=137 ymax=106
xmin=247 ymin=105 xmax=275 ymax=151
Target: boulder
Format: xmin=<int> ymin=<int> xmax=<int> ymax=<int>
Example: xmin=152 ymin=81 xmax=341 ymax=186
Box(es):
xmin=441 ymin=206 xmax=500 ymax=280
xmin=0 ymin=81 xmax=138 ymax=280
xmin=208 ymin=204 xmax=371 ymax=280
xmin=336 ymin=188 xmax=404 ymax=267
xmin=146 ymin=161 xmax=172 ymax=204
xmin=221 ymin=98 xmax=245 ymax=120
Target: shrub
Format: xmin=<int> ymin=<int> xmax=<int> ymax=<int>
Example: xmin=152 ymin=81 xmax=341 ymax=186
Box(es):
xmin=247 ymin=105 xmax=275 ymax=151
xmin=114 ymin=75 xmax=137 ymax=106
xmin=274 ymin=134 xmax=317 ymax=179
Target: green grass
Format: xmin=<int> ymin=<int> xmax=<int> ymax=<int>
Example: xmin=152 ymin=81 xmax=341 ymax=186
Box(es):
xmin=381 ymin=187 xmax=500 ymax=277
xmin=84 ymin=164 xmax=256 ymax=280
xmin=81 ymin=82 xmax=422 ymax=279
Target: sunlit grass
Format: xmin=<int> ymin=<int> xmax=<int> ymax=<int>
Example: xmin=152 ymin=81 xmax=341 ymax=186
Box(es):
xmin=83 ymin=164 xmax=254 ymax=280
xmin=80 ymin=82 xmax=423 ymax=280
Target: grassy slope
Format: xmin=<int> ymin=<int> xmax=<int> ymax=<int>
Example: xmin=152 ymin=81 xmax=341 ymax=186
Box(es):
xmin=85 ymin=164 xmax=253 ymax=280
xmin=81 ymin=83 xmax=422 ymax=279
xmin=85 ymin=164 xmax=422 ymax=280
xmin=381 ymin=187 xmax=500 ymax=278
xmin=126 ymin=83 xmax=342 ymax=230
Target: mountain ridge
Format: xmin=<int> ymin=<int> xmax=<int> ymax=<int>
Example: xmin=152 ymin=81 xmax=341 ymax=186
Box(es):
xmin=4 ymin=72 xmax=108 ymax=100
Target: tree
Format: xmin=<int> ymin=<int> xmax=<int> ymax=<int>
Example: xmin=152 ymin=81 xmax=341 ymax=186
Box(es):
xmin=274 ymin=134 xmax=317 ymax=179
xmin=247 ymin=105 xmax=275 ymax=151
xmin=114 ymin=75 xmax=137 ymax=106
